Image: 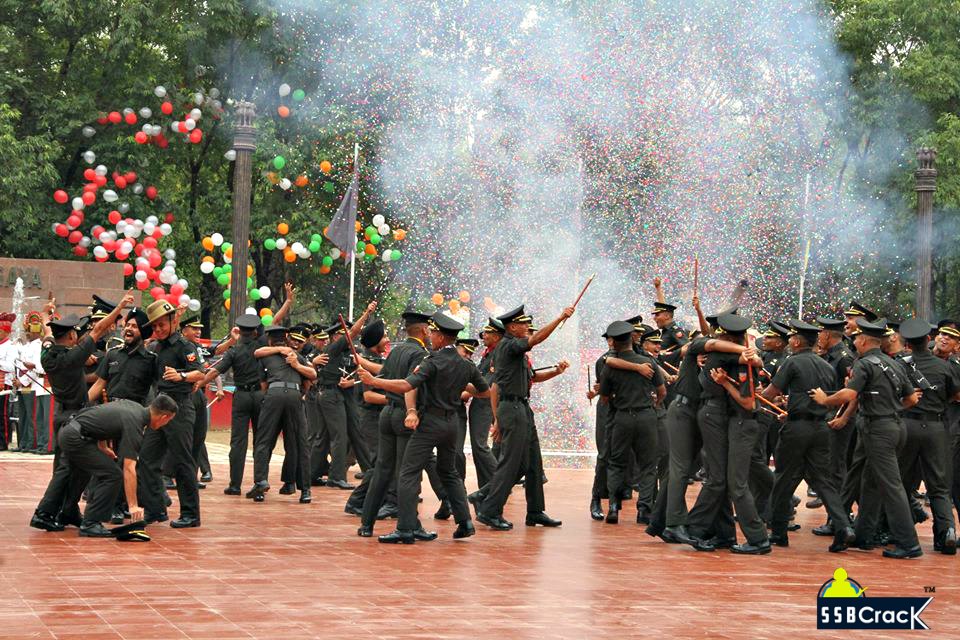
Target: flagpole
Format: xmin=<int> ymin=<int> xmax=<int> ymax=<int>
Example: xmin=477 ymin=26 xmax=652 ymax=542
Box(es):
xmin=348 ymin=142 xmax=359 ymax=321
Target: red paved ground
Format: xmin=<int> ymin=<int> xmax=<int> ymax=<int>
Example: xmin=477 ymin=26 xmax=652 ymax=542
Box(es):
xmin=2 ymin=449 xmax=958 ymax=639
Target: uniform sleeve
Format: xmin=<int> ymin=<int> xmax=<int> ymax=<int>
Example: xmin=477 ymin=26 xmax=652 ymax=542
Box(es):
xmin=599 ymin=370 xmax=613 ymax=396
xmin=897 ymin=363 xmax=914 ymax=398
xmin=180 ymin=340 xmax=202 ymax=372
xmin=651 ymin=358 xmax=665 ymax=386
xmin=95 ymin=352 xmax=112 ymax=380
xmin=407 ymin=349 xmax=427 ymax=374
xmin=846 ymin=359 xmax=869 ymax=394
xmin=117 ymin=419 xmax=145 ymax=461
xmin=214 ymin=348 xmax=234 ymax=374
xmin=770 ymin=358 xmax=793 ymax=393
xmin=470 ymin=364 xmax=489 ymax=393
xmin=945 ymin=362 xmax=960 ymax=398
xmin=64 ymin=335 xmax=97 ymax=368
xmin=688 ymin=337 xmax=708 ymax=356
xmin=505 ymin=337 xmax=532 ymax=356
xmin=404 ymin=357 xmax=434 ymax=389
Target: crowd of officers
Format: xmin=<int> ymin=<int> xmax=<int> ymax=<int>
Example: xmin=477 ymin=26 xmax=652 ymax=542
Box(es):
xmin=591 ymin=293 xmax=960 ymax=559
xmin=24 ymin=284 xmax=576 ymax=543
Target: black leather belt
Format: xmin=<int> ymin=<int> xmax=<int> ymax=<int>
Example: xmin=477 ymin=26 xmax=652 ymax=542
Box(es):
xmin=500 ymin=394 xmax=529 ymax=403
xmin=235 ymin=383 xmax=260 ymax=392
xmin=904 ymin=410 xmax=942 ymax=422
xmin=268 ymin=381 xmax=301 ymax=391
xmin=673 ymin=394 xmax=696 ymax=407
xmin=703 ymin=398 xmax=726 ymax=408
xmin=424 ymin=407 xmax=456 ymax=418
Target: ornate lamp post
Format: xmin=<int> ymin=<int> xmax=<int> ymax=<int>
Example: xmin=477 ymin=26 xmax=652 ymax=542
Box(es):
xmin=915 ymin=148 xmax=937 ymax=319
xmin=228 ymin=101 xmax=256 ymax=327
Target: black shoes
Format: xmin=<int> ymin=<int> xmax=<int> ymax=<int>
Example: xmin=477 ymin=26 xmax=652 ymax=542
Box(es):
xmin=326 ymin=479 xmax=355 ymax=490
xmin=477 ymin=513 xmax=512 ymax=531
xmin=30 ymin=510 xmax=64 ymax=532
xmin=223 ymin=486 xmax=241 ymax=496
xmin=376 ymin=504 xmax=399 ymax=520
xmin=605 ymin=503 xmax=619 ymax=525
xmin=299 ymin=490 xmax=312 ymax=504
xmin=378 ymin=530 xmax=415 ymax=544
xmin=79 ymin=522 xmax=113 ymax=538
xmin=279 ymin=482 xmax=296 ymax=495
xmin=768 ymin=533 xmax=789 ymax=547
xmin=790 ymin=494 xmax=801 ymax=508
xmin=413 ymin=527 xmax=438 ymax=541
xmin=163 ymin=476 xmax=176 ymax=490
xmin=144 ymin=512 xmax=168 ymax=525
xmin=357 ymin=524 xmax=373 ymax=537
xmin=434 ymin=500 xmax=452 ymax=520
xmin=110 ymin=512 xmax=125 ymax=525
xmin=163 ymin=492 xmax=173 ymax=508
xmin=828 ymin=526 xmax=856 ymax=553
xmin=590 ymin=498 xmax=604 ymax=521
xmin=453 ymin=521 xmax=476 ymax=539
xmin=246 ymin=482 xmax=269 ymax=502
xmin=883 ymin=545 xmax=923 ymax=559
xmin=200 ymin=472 xmax=213 ymax=483
xmin=467 ymin=491 xmax=484 ymax=514
xmin=691 ymin=536 xmax=736 ymax=552
xmin=660 ymin=526 xmax=696 ymax=545
xmin=311 ymin=476 xmax=327 ymax=487
xmin=526 ymin=512 xmax=562 ymax=527
xmin=812 ymin=521 xmax=834 ymax=537
xmin=940 ymin=527 xmax=957 ymax=555
xmin=57 ymin=510 xmax=83 ymax=529
xmin=731 ymin=540 xmax=772 ymax=555
xmin=170 ymin=517 xmax=201 ymax=529
xmin=912 ymin=506 xmax=930 ymax=524
xmin=344 ymin=503 xmax=363 ymax=516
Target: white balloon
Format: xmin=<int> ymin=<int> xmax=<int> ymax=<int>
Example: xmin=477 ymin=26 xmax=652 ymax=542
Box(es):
xmin=179 ymin=294 xmax=190 ymax=306
xmin=177 ymin=278 xmax=188 ymax=290
xmin=378 ymin=224 xmax=390 ymax=236
xmin=120 ymin=241 xmax=133 ymax=254
xmin=82 ymin=150 xmax=96 ymax=164
xmin=278 ymin=83 xmax=291 ymax=97
xmin=133 ymin=219 xmax=144 ymax=229
xmin=95 ymin=164 xmax=108 ymax=176
xmin=212 ymin=99 xmax=222 ymax=111
xmin=194 ymin=92 xmax=204 ymax=105
xmin=382 ymin=251 xmax=392 ymax=262
xmin=159 ymin=223 xmax=172 ymax=236
xmin=79 ymin=236 xmax=91 ymax=248
xmin=189 ymin=108 xmax=202 ymax=121
xmin=139 ymin=107 xmax=153 ymax=119
xmin=143 ymin=222 xmax=156 ymax=236
xmin=245 ymin=307 xmax=257 ymax=316
xmin=163 ymin=247 xmax=175 ymax=258
xmin=209 ymin=88 xmax=220 ymax=99
xmin=223 ymin=254 xmax=231 ymax=264
xmin=187 ymin=298 xmax=201 ymax=312
xmin=291 ymin=242 xmax=304 ymax=253
xmin=372 ymin=214 xmax=385 ymax=227
xmin=275 ymin=238 xmax=287 ymax=250
xmin=154 ymin=85 xmax=167 ymax=98
xmin=131 ymin=184 xmax=143 ymax=195
xmin=71 ymin=197 xmax=85 ymax=210
xmin=164 ymin=260 xmax=177 ymax=270
xmin=118 ymin=203 xmax=130 ymax=214
xmin=184 ymin=118 xmax=196 ymax=131
xmin=93 ymin=246 xmax=108 ymax=259
xmin=211 ymin=232 xmax=224 ymax=246
xmin=136 ymin=257 xmax=149 ymax=268
xmin=224 ymin=150 xmax=237 ymax=161
xmin=122 ymin=107 xmax=133 ymax=115
xmin=279 ymin=178 xmax=291 ymax=190
xmin=258 ymin=286 xmax=271 ymax=299
xmin=82 ymin=126 xmax=96 ymax=138
xmin=200 ymin=261 xmax=214 ymax=274
xmin=134 ymin=270 xmax=148 ymax=282
xmin=329 ymin=248 xmax=341 ymax=260
xmin=51 ymin=223 xmax=59 ymax=234
xmin=141 ymin=123 xmax=152 ymax=134
xmin=171 ymin=122 xmax=181 ymax=133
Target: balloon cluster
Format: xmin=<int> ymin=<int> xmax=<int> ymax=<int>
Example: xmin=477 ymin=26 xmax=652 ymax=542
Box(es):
xmin=276 ymin=83 xmax=307 ymax=119
xmin=352 ymin=213 xmax=406 ymax=264
xmin=430 ymin=290 xmax=471 ymax=315
xmin=199 ymin=232 xmax=273 ymax=318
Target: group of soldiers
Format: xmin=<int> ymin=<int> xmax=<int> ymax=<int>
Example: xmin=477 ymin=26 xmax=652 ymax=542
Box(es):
xmin=590 ymin=286 xmax=960 ymax=559
xmin=22 ymin=284 xmax=574 ymax=543
xmin=18 ymin=279 xmax=960 ymax=556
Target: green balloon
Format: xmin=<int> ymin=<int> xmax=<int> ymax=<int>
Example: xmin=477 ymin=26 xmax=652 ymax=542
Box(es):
xmin=216 ymin=273 xmax=230 ymax=286
xmin=391 ymin=250 xmax=402 ymax=261
xmin=309 ymin=240 xmax=321 ymax=253
xmin=365 ymin=226 xmax=376 ymax=237
xmin=364 ymin=253 xmax=375 ymax=262
xmin=223 ymin=264 xmax=232 ymax=273
xmin=356 ymin=240 xmax=365 ymax=252
xmin=323 ymin=181 xmax=335 ymax=193
xmin=213 ymin=266 xmax=223 ymax=278
xmin=264 ymin=238 xmax=277 ymax=250
xmin=222 ymin=242 xmax=232 ymax=252
xmin=370 ymin=233 xmax=381 ymax=245
xmin=322 ymin=256 xmax=333 ymax=267
xmin=249 ymin=289 xmax=262 ymax=301
xmin=247 ymin=276 xmax=254 ymax=289
xmin=292 ymin=89 xmax=306 ymax=102
xmin=311 ymin=233 xmax=321 ymax=243
xmin=273 ymin=156 xmax=286 ymax=170
xmin=222 ymin=289 xmax=231 ymax=300
xmin=261 ymin=315 xmax=273 ymax=327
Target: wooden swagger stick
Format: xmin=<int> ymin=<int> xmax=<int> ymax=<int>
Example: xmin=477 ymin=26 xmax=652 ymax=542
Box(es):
xmin=557 ymin=273 xmax=596 ymax=330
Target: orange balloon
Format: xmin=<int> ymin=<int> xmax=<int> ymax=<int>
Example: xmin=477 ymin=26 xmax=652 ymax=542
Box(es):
xmin=354 ymin=221 xmax=362 ymax=232
xmin=224 ymin=299 xmax=231 ymax=310
xmin=323 ymin=226 xmax=329 ymax=237
xmin=449 ymin=300 xmax=461 ymax=314
xmin=277 ymin=105 xmax=290 ymax=118
xmin=259 ymin=308 xmax=272 ymax=317
xmin=224 ymin=247 xmax=233 ymax=259
xmin=284 ymin=249 xmax=296 ymax=262
xmin=202 ymin=255 xmax=215 ymax=263
xmin=364 ymin=243 xmax=376 ymax=256
xmin=393 ymin=229 xmax=406 ymax=241
xmin=277 ymin=222 xmax=289 ymax=235
xmin=202 ymin=237 xmax=214 ymax=251
xmin=266 ymin=172 xmax=280 ymax=185
xmin=458 ymin=290 xmax=470 ymax=303
xmin=320 ymin=160 xmax=332 ymax=174
xmin=431 ymin=293 xmax=444 ymax=306
xmin=246 ymin=265 xmax=254 ymax=277
xmin=319 ymin=265 xmax=331 ymax=275
xmin=295 ymin=175 xmax=308 ymax=187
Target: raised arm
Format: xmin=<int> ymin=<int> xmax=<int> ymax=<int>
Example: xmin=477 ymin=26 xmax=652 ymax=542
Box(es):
xmin=89 ymin=291 xmax=134 ymax=343
xmin=528 ymin=306 xmax=574 ymax=349
xmin=271 ymin=282 xmax=296 ymax=326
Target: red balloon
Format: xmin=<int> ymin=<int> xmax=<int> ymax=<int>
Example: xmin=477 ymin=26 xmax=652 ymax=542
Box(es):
xmin=81 ymin=191 xmax=95 ymax=205
xmin=161 ymin=101 xmax=173 ymax=115
xmin=53 ymin=189 xmax=68 ymax=204
xmin=124 ymin=112 xmax=137 ymax=125
xmin=150 ymin=286 xmax=165 ymax=299
xmin=164 ymin=212 xmax=174 ymax=223
xmin=124 ymin=171 xmax=137 ymax=184
xmin=108 ymin=111 xmax=122 ymax=124
xmin=169 ymin=283 xmax=184 ymax=297
xmin=114 ymin=176 xmax=127 ymax=189
xmin=177 ymin=121 xmax=188 ymax=133
xmin=134 ymin=244 xmax=145 ymax=256
xmin=108 ymin=210 xmax=121 ymax=224
xmin=152 ymin=228 xmax=162 ymax=239
xmin=134 ymin=131 xmax=148 ymax=144
xmin=54 ymin=224 xmax=69 ymax=237
xmin=146 ymin=267 xmax=157 ymax=281
xmin=136 ymin=278 xmax=150 ymax=290
xmin=83 ymin=182 xmax=98 ymax=193
xmin=73 ymin=246 xmax=88 ymax=257
xmin=68 ymin=230 xmax=82 ymax=244
xmin=115 ymin=251 xmax=129 ymax=262
xmin=166 ymin=294 xmax=180 ymax=306
xmin=122 ymin=263 xmax=134 ymax=276
xmin=102 ymin=239 xmax=117 ymax=252
xmin=83 ymin=168 xmax=97 ymax=181
xmin=148 ymin=251 xmax=162 ymax=268
xmin=91 ymin=225 xmax=105 ymax=238
xmin=142 ymin=236 xmax=158 ymax=249
xmin=96 ymin=116 xmax=109 ymax=125
xmin=67 ymin=215 xmax=81 ymax=228
xmin=156 ymin=136 xmax=169 ymax=149
xmin=189 ymin=129 xmax=202 ymax=144
xmin=95 ymin=253 xmax=108 ymax=263
xmin=146 ymin=186 xmax=158 ymax=200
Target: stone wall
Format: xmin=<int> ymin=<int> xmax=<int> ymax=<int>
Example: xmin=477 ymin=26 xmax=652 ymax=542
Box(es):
xmin=0 ymin=258 xmax=136 ymax=320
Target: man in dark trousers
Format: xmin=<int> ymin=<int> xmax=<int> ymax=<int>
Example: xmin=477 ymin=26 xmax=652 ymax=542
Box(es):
xmin=248 ymin=325 xmax=318 ymax=504
xmin=475 ymin=303 xmax=573 ymax=531
xmin=358 ymin=312 xmax=490 ymax=543
xmin=761 ymin=320 xmax=855 ymax=552
xmin=87 ymin=307 xmax=157 ymax=406
xmin=587 ymin=330 xmax=616 ymax=521
xmin=30 ymin=395 xmax=178 ymax=536
xmin=468 ymin=318 xmax=502 ymax=488
xmin=598 ymin=321 xmax=665 ymax=524
xmin=137 ymin=300 xmax=205 ymax=528
xmin=811 ymin=317 xmax=922 ymax=559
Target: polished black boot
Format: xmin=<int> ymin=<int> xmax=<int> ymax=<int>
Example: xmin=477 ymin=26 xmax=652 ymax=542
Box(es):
xmin=605 ymin=501 xmax=620 ymax=524
xmin=589 ymin=497 xmax=604 ymax=521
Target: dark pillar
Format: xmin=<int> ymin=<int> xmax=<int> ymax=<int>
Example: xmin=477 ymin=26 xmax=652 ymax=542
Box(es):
xmin=228 ymin=101 xmax=256 ymax=327
xmin=915 ymin=148 xmax=936 ymax=319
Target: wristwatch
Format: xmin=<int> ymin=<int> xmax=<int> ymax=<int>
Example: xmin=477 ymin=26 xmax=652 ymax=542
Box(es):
xmin=179 ymin=371 xmax=186 ymax=382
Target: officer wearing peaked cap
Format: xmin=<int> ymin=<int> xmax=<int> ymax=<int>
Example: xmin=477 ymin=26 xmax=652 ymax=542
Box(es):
xmin=467 ymin=318 xmax=503 ymax=489
xmin=811 ymin=317 xmax=923 ymax=558
xmin=651 ymin=302 xmax=688 ymax=368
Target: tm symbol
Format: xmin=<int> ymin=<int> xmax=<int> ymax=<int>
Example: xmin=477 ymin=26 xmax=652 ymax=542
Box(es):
xmin=924 ymin=586 xmax=936 ymax=593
